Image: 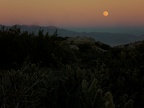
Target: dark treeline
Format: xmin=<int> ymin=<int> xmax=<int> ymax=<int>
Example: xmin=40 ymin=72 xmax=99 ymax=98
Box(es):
xmin=0 ymin=25 xmax=144 ymax=108
xmin=0 ymin=25 xmax=72 ymax=69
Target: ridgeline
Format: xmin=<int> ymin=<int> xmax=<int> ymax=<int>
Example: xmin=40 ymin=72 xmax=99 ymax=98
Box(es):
xmin=0 ymin=25 xmax=144 ymax=108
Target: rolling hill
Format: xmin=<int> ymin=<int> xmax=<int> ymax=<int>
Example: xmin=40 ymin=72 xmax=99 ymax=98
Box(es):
xmin=0 ymin=25 xmax=144 ymax=46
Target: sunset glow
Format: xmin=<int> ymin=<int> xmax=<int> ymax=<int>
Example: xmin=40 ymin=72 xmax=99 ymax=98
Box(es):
xmin=103 ymin=11 xmax=109 ymax=17
xmin=0 ymin=0 xmax=144 ymax=28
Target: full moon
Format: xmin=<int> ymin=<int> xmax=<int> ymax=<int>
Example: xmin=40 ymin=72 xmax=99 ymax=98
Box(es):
xmin=103 ymin=11 xmax=109 ymax=16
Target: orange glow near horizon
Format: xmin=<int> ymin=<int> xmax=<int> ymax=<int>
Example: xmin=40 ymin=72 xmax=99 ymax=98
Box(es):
xmin=0 ymin=0 xmax=144 ymax=28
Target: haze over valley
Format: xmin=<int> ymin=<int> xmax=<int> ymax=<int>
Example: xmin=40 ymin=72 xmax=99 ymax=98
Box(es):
xmin=1 ymin=25 xmax=144 ymax=46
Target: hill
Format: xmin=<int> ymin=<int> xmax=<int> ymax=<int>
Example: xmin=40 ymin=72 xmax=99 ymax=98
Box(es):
xmin=1 ymin=25 xmax=144 ymax=46
xmin=0 ymin=26 xmax=144 ymax=108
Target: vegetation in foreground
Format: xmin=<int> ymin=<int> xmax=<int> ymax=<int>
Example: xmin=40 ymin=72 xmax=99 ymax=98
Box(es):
xmin=0 ymin=26 xmax=144 ymax=108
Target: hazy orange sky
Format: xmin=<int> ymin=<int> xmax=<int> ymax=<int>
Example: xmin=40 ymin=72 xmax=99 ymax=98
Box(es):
xmin=0 ymin=0 xmax=144 ymax=28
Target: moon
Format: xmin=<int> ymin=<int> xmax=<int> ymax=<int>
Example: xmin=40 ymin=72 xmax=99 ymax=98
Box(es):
xmin=103 ymin=11 xmax=109 ymax=16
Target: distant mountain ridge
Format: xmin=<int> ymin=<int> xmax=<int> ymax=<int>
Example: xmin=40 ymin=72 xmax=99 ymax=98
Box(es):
xmin=0 ymin=24 xmax=144 ymax=46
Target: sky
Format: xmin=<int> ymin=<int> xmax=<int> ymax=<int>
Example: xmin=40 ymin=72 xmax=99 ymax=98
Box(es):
xmin=0 ymin=0 xmax=144 ymax=32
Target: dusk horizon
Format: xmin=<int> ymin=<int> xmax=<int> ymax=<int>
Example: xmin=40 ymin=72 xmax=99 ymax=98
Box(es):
xmin=1 ymin=0 xmax=144 ymax=28
xmin=1 ymin=23 xmax=144 ymax=36
xmin=1 ymin=1 xmax=144 ymax=107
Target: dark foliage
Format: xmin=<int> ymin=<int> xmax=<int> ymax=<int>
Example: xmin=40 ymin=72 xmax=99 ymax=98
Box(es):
xmin=0 ymin=26 xmax=144 ymax=108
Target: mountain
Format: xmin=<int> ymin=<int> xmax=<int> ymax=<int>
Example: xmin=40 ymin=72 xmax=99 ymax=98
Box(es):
xmin=0 ymin=25 xmax=144 ymax=46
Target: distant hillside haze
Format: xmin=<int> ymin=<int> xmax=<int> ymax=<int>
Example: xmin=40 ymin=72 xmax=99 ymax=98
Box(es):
xmin=68 ymin=27 xmax=144 ymax=36
xmin=0 ymin=25 xmax=144 ymax=46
